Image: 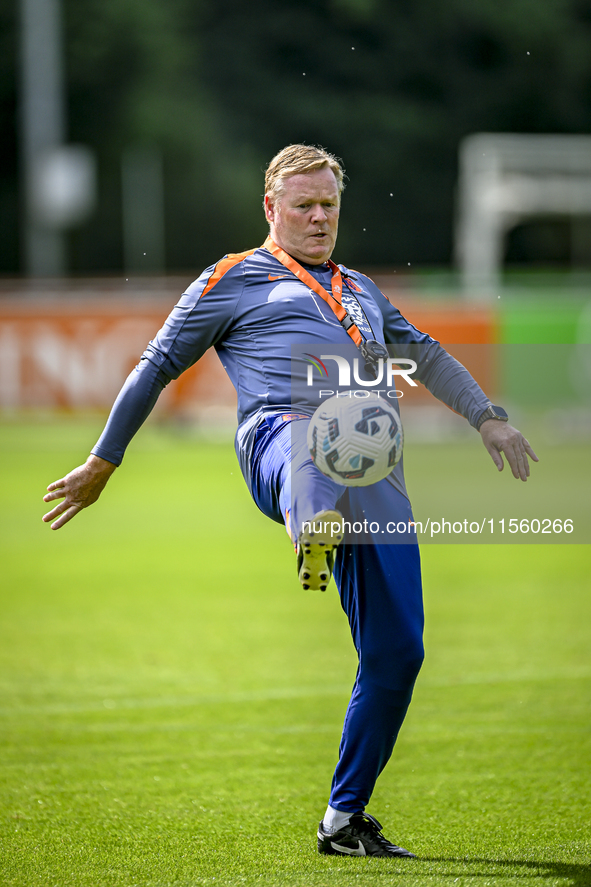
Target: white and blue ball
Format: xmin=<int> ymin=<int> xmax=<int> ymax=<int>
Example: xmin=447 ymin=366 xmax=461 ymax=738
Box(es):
xmin=307 ymin=395 xmax=404 ymax=487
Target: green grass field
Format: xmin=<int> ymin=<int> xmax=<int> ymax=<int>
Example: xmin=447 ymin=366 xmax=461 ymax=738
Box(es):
xmin=1 ymin=418 xmax=589 ymax=887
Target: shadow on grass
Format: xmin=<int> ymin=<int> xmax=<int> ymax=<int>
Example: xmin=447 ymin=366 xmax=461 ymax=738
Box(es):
xmin=421 ymin=856 xmax=590 ymax=886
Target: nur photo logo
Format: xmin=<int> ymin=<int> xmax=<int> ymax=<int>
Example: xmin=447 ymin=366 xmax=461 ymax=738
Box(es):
xmin=302 ymin=353 xmax=417 ymax=398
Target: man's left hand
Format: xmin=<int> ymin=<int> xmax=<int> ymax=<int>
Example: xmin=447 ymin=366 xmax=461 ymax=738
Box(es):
xmin=480 ymin=419 xmax=539 ymax=482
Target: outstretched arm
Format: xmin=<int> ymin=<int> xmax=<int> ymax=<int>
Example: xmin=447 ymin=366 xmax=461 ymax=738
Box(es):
xmin=41 ymin=357 xmax=165 ymax=531
xmin=479 ymin=419 xmax=539 ymax=482
xmin=41 ymin=259 xmax=243 ymax=531
xmin=42 ymin=455 xmax=117 ymax=530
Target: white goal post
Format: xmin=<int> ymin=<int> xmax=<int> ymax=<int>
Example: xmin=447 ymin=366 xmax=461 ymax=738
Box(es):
xmin=455 ymin=133 xmax=591 ymax=297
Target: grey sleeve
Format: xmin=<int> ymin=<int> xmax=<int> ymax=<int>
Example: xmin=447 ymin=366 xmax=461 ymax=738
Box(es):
xmin=408 ymin=344 xmax=491 ymax=428
xmin=91 ymin=358 xmax=170 ymax=466
xmin=91 ymin=260 xmax=243 ymax=465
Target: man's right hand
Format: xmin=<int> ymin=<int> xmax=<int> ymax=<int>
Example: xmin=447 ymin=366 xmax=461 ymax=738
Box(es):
xmin=42 ymin=455 xmax=117 ymax=530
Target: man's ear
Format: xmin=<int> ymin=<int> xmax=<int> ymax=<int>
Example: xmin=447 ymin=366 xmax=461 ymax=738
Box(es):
xmin=264 ymin=194 xmax=275 ymax=223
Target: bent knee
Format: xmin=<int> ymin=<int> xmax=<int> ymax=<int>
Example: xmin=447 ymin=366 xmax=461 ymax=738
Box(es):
xmin=362 ymin=641 xmax=424 ymax=690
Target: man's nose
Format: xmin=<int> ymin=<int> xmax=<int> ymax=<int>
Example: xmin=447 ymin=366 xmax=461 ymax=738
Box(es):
xmin=310 ymin=203 xmax=328 ymax=223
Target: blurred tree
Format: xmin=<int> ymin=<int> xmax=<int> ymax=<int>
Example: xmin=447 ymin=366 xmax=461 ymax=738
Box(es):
xmin=0 ymin=0 xmax=18 ymax=272
xmin=200 ymin=0 xmax=591 ymax=265
xmin=64 ymin=0 xmax=266 ymax=272
xmin=1 ymin=0 xmax=591 ymax=273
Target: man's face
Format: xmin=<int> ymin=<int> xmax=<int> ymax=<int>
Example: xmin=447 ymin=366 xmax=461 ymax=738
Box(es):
xmin=265 ymin=167 xmax=340 ymax=265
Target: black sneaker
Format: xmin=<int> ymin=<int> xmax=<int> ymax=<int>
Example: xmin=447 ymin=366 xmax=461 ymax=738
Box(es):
xmin=296 ymin=509 xmax=344 ymax=591
xmin=317 ymin=812 xmax=416 ymax=858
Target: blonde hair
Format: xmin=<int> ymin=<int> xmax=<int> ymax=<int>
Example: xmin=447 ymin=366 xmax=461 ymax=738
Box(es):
xmin=264 ymin=144 xmax=346 ymax=205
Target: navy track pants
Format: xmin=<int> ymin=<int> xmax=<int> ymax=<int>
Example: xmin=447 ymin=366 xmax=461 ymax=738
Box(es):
xmin=247 ymin=414 xmax=424 ymax=813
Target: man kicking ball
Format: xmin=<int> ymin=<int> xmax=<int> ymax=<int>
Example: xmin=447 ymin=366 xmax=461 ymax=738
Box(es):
xmin=43 ymin=144 xmax=537 ymax=857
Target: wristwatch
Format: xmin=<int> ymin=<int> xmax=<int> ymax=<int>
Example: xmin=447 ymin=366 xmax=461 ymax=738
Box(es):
xmin=476 ymin=404 xmax=509 ymax=431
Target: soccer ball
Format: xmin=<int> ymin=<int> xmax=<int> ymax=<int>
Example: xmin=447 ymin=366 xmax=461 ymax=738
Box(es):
xmin=307 ymin=395 xmax=404 ymax=487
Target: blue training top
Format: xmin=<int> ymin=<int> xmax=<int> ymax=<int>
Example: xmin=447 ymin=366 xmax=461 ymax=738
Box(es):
xmin=92 ymin=244 xmax=490 ymax=494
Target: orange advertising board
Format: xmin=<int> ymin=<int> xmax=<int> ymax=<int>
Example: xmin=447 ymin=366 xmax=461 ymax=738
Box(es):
xmin=0 ymin=282 xmax=496 ymax=413
xmin=0 ymin=295 xmax=235 ymax=414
